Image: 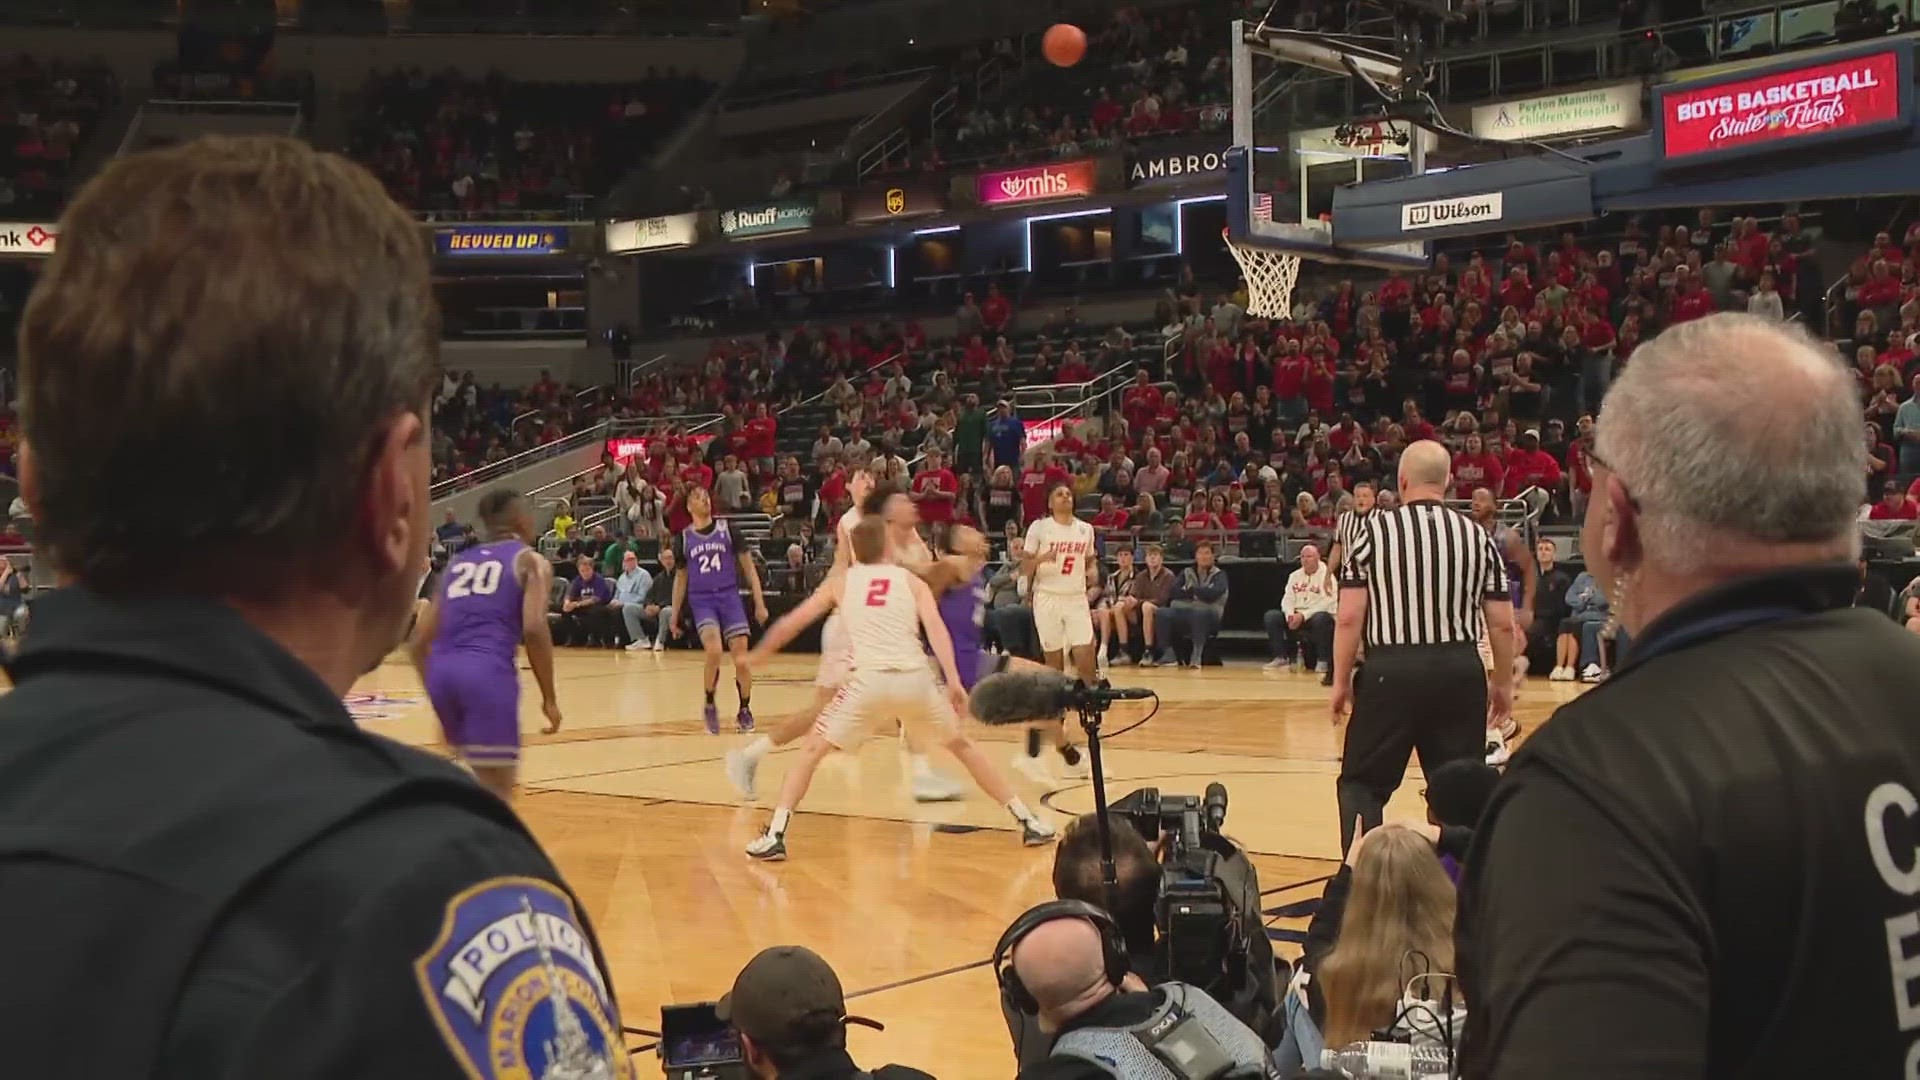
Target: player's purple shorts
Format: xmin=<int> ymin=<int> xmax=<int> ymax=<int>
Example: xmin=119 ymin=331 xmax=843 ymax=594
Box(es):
xmin=690 ymin=589 xmax=750 ymax=639
xmin=960 ymin=649 xmax=1009 ymax=692
xmin=425 ymin=658 xmax=521 ymax=766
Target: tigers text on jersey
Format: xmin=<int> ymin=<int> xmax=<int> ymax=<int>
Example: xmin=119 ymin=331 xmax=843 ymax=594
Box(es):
xmin=1023 ymin=516 xmax=1097 ymax=597
xmin=840 ymin=564 xmax=928 ymax=672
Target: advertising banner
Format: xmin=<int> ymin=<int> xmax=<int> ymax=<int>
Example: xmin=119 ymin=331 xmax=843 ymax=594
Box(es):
xmin=607 ymin=433 xmax=716 ymax=462
xmin=719 ymin=199 xmax=816 ymax=239
xmin=1471 ymin=83 xmax=1643 ymax=141
xmin=605 ymin=213 xmax=698 ymax=254
xmin=1128 ymin=143 xmax=1230 ymax=186
xmin=0 ymin=223 xmax=57 ymax=256
xmin=435 ymin=225 xmax=569 ymax=257
xmin=1023 ymin=417 xmax=1065 ymax=450
xmin=1655 ymin=44 xmax=1911 ymax=168
xmin=1400 ymin=192 xmax=1504 ymax=231
xmin=1292 ymin=119 xmax=1433 ymax=158
xmin=976 ymin=159 xmax=1098 ymax=206
xmin=846 ymin=178 xmax=949 ymax=222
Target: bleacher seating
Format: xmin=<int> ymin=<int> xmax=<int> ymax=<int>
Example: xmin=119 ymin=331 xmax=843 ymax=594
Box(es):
xmin=0 ymin=56 xmax=114 ymax=218
xmin=350 ymin=69 xmax=713 ymax=217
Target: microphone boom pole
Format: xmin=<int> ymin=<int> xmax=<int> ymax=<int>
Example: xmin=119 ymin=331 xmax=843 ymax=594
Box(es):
xmin=1078 ymin=697 xmax=1121 ymax=916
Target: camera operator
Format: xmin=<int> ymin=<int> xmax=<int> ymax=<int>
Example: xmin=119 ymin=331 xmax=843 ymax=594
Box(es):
xmin=718 ymin=946 xmax=935 ymax=1080
xmin=1003 ymin=812 xmax=1284 ymax=1068
xmin=1005 ymin=814 xmax=1164 ymax=1067
xmin=1000 ymin=903 xmax=1277 ymax=1080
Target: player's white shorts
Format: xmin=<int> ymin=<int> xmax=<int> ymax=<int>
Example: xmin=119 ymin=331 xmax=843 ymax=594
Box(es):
xmin=815 ymin=611 xmax=853 ymax=688
xmin=812 ymin=668 xmax=960 ymax=750
xmin=1032 ymin=592 xmax=1096 ymax=653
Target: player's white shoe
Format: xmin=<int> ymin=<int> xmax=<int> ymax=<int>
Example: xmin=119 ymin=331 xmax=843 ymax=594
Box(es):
xmin=1012 ymin=752 xmax=1054 ymax=786
xmin=1021 ymin=817 xmax=1058 ymax=846
xmin=725 ymin=749 xmax=758 ymax=800
xmin=911 ymin=773 xmax=965 ymax=803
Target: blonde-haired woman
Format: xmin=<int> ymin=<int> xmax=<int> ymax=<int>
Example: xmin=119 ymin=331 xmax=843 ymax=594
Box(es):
xmin=1275 ymin=824 xmax=1460 ymax=1071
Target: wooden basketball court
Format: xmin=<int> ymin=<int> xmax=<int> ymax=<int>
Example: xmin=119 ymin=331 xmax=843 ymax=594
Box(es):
xmin=351 ymin=650 xmax=1582 ymax=1077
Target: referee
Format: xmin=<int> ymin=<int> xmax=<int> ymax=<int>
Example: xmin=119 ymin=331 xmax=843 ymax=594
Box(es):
xmin=1331 ymin=441 xmax=1514 ymax=854
xmin=1321 ymin=480 xmax=1376 ymax=687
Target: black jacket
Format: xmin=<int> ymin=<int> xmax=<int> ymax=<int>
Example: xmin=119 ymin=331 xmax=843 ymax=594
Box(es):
xmin=0 ymin=588 xmax=618 ymax=1079
xmin=775 ymin=1048 xmax=934 ymax=1080
xmin=1458 ymin=564 xmax=1920 ymax=1079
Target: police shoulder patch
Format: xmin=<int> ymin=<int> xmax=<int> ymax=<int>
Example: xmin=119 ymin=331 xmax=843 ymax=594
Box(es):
xmin=415 ymin=876 xmax=634 ymax=1080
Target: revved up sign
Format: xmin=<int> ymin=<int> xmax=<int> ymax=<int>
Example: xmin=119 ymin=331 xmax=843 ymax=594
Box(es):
xmin=1655 ymin=44 xmax=1912 ymax=168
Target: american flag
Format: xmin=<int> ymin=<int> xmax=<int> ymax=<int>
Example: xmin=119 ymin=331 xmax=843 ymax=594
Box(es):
xmin=1252 ymin=193 xmax=1272 ymax=223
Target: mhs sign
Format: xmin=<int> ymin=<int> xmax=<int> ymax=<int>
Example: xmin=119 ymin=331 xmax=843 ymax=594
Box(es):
xmin=976 ymin=160 xmax=1097 ymax=206
xmin=1129 ymin=146 xmax=1228 ymax=186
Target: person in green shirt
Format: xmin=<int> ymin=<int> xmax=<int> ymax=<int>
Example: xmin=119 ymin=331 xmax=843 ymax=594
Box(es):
xmin=954 ymin=392 xmax=987 ymax=476
xmin=601 ymin=535 xmax=637 ymax=578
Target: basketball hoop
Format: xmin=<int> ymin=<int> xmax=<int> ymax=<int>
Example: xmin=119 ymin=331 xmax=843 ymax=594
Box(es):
xmin=1223 ymin=226 xmax=1300 ymax=319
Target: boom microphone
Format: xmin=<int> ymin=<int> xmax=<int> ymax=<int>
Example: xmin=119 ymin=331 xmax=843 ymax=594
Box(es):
xmin=967 ymin=669 xmax=1153 ymax=725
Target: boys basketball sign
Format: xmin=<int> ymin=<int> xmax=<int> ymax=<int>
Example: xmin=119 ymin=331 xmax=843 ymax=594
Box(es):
xmin=1657 ymin=46 xmax=1911 ymax=167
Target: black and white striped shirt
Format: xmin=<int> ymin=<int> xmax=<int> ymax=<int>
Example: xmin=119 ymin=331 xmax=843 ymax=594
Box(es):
xmin=1342 ymin=499 xmax=1511 ymax=647
xmin=1332 ymin=509 xmax=1369 ymax=565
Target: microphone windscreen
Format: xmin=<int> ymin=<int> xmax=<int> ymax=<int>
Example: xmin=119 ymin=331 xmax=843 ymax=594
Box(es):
xmin=967 ymin=668 xmax=1076 ymax=725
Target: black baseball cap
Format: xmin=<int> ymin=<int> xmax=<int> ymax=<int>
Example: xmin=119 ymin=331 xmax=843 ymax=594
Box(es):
xmin=716 ymin=946 xmax=884 ymax=1042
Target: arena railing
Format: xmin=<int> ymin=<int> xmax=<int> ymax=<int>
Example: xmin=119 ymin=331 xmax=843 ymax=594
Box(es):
xmin=778 ymin=350 xmax=906 ymax=417
xmin=543 ymin=412 xmax=729 ymax=539
xmin=429 ymin=420 xmax=613 ymax=501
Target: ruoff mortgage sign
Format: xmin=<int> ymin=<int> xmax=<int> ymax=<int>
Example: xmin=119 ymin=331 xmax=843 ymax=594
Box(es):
xmin=719 ymin=198 xmax=816 ymax=239
xmin=1654 ymin=43 xmax=1913 ymax=168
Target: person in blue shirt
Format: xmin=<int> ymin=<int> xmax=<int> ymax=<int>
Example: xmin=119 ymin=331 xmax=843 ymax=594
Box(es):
xmin=987 ymin=399 xmax=1026 ymax=472
xmin=1153 ymin=540 xmax=1230 ymax=667
xmin=610 ymin=549 xmax=655 ymax=649
xmin=1553 ymin=571 xmax=1610 ymax=682
xmin=434 ymin=510 xmax=467 ymax=549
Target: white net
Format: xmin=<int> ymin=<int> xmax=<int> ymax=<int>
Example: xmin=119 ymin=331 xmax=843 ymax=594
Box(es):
xmin=1223 ymin=227 xmax=1301 ymax=319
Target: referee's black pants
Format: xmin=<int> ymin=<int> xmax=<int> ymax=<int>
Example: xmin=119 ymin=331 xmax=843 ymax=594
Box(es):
xmin=1337 ymin=642 xmax=1487 ymax=854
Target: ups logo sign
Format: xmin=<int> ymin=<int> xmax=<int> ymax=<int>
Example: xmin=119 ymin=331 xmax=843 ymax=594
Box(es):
xmin=886 ymin=187 xmax=906 ymax=214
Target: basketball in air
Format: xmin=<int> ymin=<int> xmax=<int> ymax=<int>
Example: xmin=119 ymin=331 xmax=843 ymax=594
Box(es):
xmin=1042 ymin=23 xmax=1087 ymax=67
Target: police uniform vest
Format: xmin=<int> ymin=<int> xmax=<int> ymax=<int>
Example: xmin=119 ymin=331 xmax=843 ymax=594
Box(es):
xmin=0 ymin=588 xmax=584 ymax=1077
xmin=1050 ymin=983 xmax=1276 ymax=1080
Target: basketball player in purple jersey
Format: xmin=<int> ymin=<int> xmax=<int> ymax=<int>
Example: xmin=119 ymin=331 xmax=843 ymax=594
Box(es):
xmin=409 ymin=489 xmax=562 ymax=802
xmin=671 ymin=486 xmax=768 ymax=733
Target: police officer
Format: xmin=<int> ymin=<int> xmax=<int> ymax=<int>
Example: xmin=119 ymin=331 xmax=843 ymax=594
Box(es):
xmin=1001 ymin=902 xmax=1276 ymax=1080
xmin=1459 ymin=315 xmax=1920 ymax=1076
xmin=0 ymin=137 xmax=631 ymax=1078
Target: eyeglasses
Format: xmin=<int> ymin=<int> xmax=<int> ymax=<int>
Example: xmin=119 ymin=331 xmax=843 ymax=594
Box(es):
xmin=1584 ymin=446 xmax=1641 ymax=510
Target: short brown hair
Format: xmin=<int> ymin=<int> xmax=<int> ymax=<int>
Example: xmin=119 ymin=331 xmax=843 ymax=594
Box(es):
xmin=849 ymin=516 xmax=889 ymax=564
xmin=21 ymin=136 xmax=437 ymax=590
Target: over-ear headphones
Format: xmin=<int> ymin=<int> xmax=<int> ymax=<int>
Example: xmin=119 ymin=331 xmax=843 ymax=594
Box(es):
xmin=993 ymin=899 xmax=1131 ymax=1014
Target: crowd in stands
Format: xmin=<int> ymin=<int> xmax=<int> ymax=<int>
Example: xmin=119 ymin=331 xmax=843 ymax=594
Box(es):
xmin=937 ymin=5 xmax=1230 ymax=170
xmin=435 ymin=203 xmax=1920 ymax=657
xmin=0 ymin=54 xmax=113 ymax=218
xmin=351 ymin=68 xmax=712 ymax=216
